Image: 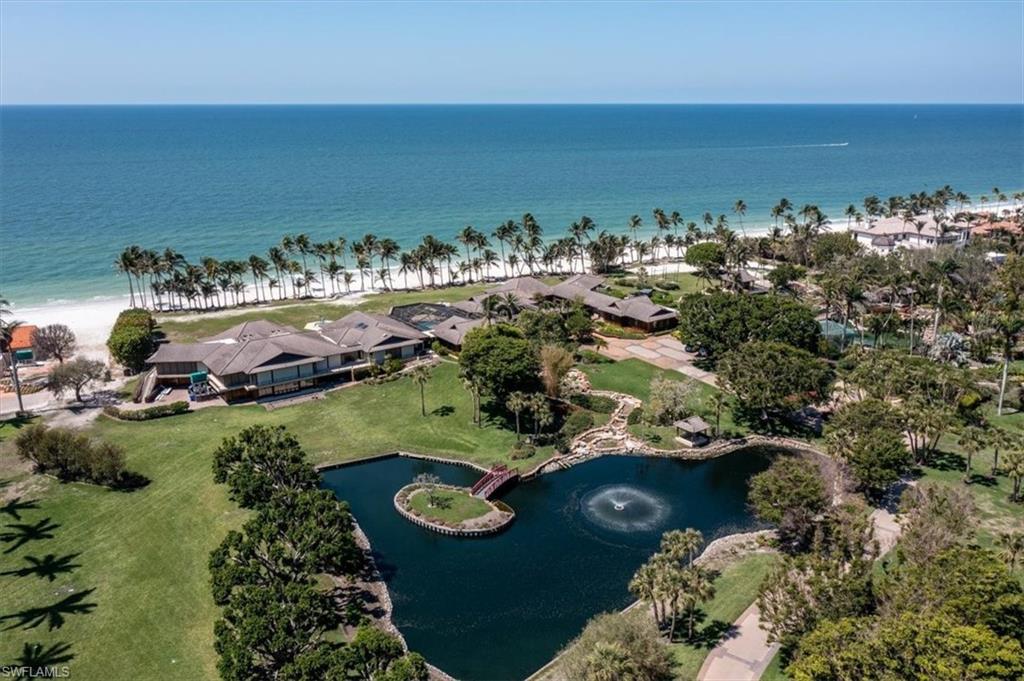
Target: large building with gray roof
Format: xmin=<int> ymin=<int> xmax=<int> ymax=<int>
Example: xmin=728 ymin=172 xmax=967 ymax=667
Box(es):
xmin=147 ymin=312 xmax=426 ymax=402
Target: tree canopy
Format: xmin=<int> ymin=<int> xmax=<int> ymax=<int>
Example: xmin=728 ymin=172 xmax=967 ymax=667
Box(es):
xmin=676 ymin=292 xmax=821 ymax=362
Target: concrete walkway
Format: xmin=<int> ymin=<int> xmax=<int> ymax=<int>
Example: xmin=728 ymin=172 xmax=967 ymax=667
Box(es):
xmin=698 ymin=603 xmax=779 ymax=681
xmin=597 ymin=335 xmax=718 ymax=387
xmin=697 ymin=480 xmax=911 ymax=681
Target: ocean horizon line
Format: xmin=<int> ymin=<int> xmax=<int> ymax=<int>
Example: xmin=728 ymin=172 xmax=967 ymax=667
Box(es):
xmin=3 ymin=101 xmax=1023 ymax=108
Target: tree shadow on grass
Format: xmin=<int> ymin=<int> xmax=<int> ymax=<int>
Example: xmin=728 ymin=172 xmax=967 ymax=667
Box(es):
xmin=1 ymin=496 xmax=40 ymax=521
xmin=0 ymin=518 xmax=60 ymax=554
xmin=2 ymin=553 xmax=82 ymax=582
xmin=927 ymin=449 xmax=965 ymax=472
xmin=666 ymin=609 xmax=738 ymax=649
xmin=15 ymin=641 xmax=75 ymax=669
xmin=430 ymin=405 xmax=455 ymax=417
xmin=0 ymin=588 xmax=97 ymax=631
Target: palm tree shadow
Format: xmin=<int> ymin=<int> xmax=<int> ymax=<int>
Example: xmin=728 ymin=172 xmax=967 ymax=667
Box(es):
xmin=2 ymin=553 xmax=82 ymax=581
xmin=1 ymin=496 xmax=40 ymax=521
xmin=0 ymin=518 xmax=60 ymax=554
xmin=430 ymin=405 xmax=455 ymax=417
xmin=0 ymin=588 xmax=97 ymax=631
xmin=691 ymin=619 xmax=738 ymax=649
xmin=16 ymin=641 xmax=75 ymax=668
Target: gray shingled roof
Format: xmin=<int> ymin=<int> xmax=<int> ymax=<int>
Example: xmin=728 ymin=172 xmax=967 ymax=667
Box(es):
xmin=148 ymin=330 xmax=343 ymax=375
xmin=318 ymin=311 xmax=426 ymax=353
xmin=431 ymin=315 xmax=486 ymax=346
xmin=200 ymin=320 xmax=299 ymax=343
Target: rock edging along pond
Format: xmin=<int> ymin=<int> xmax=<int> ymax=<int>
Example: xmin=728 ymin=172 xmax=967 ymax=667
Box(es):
xmin=394 ymin=483 xmax=516 ymax=537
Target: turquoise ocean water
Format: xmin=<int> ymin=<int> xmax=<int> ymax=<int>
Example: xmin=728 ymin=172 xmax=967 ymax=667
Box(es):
xmin=1 ymin=104 xmax=1021 ymax=306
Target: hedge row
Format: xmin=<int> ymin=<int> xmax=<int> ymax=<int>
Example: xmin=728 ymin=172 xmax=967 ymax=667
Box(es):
xmin=103 ymin=400 xmax=190 ymax=421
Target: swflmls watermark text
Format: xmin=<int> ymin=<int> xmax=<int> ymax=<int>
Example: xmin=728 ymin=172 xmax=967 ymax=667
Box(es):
xmin=0 ymin=667 xmax=70 ymax=679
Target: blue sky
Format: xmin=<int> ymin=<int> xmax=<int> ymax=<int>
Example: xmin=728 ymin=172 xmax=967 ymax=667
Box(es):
xmin=2 ymin=1 xmax=1021 ymax=104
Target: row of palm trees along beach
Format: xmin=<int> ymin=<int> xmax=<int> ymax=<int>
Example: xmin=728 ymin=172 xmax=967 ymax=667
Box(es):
xmin=114 ymin=185 xmax=1023 ymax=312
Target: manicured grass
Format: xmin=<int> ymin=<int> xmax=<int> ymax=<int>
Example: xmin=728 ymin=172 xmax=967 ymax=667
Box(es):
xmin=582 ymin=359 xmax=747 ymax=438
xmin=1 ymin=419 xmax=242 ymax=680
xmin=0 ymin=361 xmax=540 ymax=680
xmin=669 ymin=552 xmax=779 ymax=679
xmin=919 ymin=402 xmax=1024 ymax=561
xmin=158 ymin=284 xmax=494 ymax=343
xmin=761 ymin=650 xmax=790 ymax=680
xmin=407 ymin=487 xmax=492 ymax=524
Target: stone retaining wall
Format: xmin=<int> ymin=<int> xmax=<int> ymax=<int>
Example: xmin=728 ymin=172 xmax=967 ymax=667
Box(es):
xmin=393 ymin=484 xmax=516 ymax=537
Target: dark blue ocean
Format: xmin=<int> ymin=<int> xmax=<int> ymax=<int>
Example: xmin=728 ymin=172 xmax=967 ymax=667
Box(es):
xmin=1 ymin=104 xmax=1021 ymax=306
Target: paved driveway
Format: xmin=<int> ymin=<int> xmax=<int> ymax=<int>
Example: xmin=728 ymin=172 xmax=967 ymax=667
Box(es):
xmin=597 ymin=335 xmax=717 ymax=387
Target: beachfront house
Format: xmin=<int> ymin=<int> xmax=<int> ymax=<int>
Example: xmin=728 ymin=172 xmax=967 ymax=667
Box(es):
xmin=457 ymin=275 xmax=679 ymax=335
xmin=146 ymin=313 xmax=426 ymax=401
xmin=849 ymin=214 xmax=972 ymax=253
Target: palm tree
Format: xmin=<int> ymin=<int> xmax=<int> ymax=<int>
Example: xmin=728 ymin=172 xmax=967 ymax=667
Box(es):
xmin=627 ymin=215 xmax=642 ymax=262
xmin=661 ymin=528 xmax=703 ymax=564
xmin=506 ymin=391 xmax=529 ymax=439
xmin=732 ymin=199 xmax=747 ymax=236
xmin=996 ymin=531 xmax=1024 ymax=571
xmin=680 ymin=566 xmax=716 ymax=640
xmin=1004 ymin=449 xmax=1024 ymax=502
xmin=569 ymin=216 xmax=595 ymax=273
xmin=412 ymin=364 xmax=431 ymax=416
xmin=629 ymin=562 xmax=661 ymax=624
xmin=247 ymin=255 xmax=269 ymax=303
xmin=457 ymin=226 xmax=482 ymax=283
xmin=376 ymin=238 xmax=400 ymax=291
xmin=956 ymin=424 xmax=987 ymax=482
xmin=0 ymin=299 xmax=26 ymax=414
xmin=114 ymin=246 xmax=141 ymax=307
xmin=989 ymin=427 xmax=1015 ymax=479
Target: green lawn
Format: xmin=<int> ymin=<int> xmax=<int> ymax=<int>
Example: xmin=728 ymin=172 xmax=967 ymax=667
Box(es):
xmin=407 ymin=487 xmax=492 ymax=524
xmin=0 ymin=361 xmax=541 ymax=680
xmin=582 ymin=359 xmax=747 ymax=438
xmin=761 ymin=650 xmax=790 ymax=680
xmin=158 ymin=284 xmax=494 ymax=343
xmin=669 ymin=552 xmax=779 ymax=679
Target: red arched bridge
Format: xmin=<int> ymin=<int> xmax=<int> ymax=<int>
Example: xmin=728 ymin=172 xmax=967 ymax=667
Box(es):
xmin=470 ymin=464 xmax=519 ymax=499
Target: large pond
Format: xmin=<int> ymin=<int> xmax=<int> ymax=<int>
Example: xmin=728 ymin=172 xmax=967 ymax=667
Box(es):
xmin=321 ymin=447 xmax=780 ymax=680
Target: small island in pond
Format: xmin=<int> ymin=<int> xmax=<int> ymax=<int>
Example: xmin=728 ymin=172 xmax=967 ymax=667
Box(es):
xmin=395 ymin=474 xmax=516 ymax=537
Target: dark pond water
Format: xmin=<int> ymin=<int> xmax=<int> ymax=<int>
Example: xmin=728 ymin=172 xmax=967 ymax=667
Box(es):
xmin=321 ymin=448 xmax=780 ymax=680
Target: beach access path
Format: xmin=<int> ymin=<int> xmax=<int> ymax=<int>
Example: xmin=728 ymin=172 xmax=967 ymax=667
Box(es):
xmin=697 ymin=482 xmax=910 ymax=681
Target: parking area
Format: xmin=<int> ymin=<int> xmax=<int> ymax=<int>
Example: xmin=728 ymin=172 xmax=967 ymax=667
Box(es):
xmin=597 ymin=335 xmax=717 ymax=387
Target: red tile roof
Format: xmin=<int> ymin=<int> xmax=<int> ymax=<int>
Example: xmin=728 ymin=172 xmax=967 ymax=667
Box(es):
xmin=10 ymin=325 xmax=37 ymax=351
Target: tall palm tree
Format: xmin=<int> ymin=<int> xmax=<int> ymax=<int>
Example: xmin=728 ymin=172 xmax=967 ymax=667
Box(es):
xmin=629 ymin=562 xmax=662 ymax=624
xmin=412 ymin=364 xmax=432 ymax=417
xmin=732 ymin=199 xmax=747 ymax=237
xmin=114 ymin=246 xmax=141 ymax=307
xmin=506 ymin=391 xmax=529 ymax=439
xmin=247 ymin=255 xmax=269 ymax=303
xmin=627 ymin=215 xmax=643 ymax=262
xmin=680 ymin=566 xmax=716 ymax=640
xmin=457 ymin=226 xmax=482 ymax=282
xmin=376 ymin=238 xmax=400 ymax=291
xmin=996 ymin=531 xmax=1024 ymax=571
xmin=0 ymin=297 xmax=26 ymax=414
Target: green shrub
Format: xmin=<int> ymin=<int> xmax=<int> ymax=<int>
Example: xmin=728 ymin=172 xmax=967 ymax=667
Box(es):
xmin=382 ymin=358 xmax=405 ymax=375
xmin=107 ymin=309 xmax=156 ymax=372
xmin=577 ymin=349 xmax=611 ymax=365
xmin=14 ymin=423 xmax=146 ymax=489
xmin=510 ymin=441 xmax=536 ymax=460
xmin=430 ymin=340 xmax=448 ymax=356
xmin=569 ymin=393 xmax=617 ymax=414
xmin=596 ymin=323 xmax=646 ymax=340
xmin=627 ymin=406 xmax=644 ymax=425
xmin=103 ymin=400 xmax=190 ymax=421
xmin=560 ymin=410 xmax=595 ymax=440
xmin=655 ymin=279 xmax=680 ymax=291
xmin=115 ymin=308 xmax=156 ymax=331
